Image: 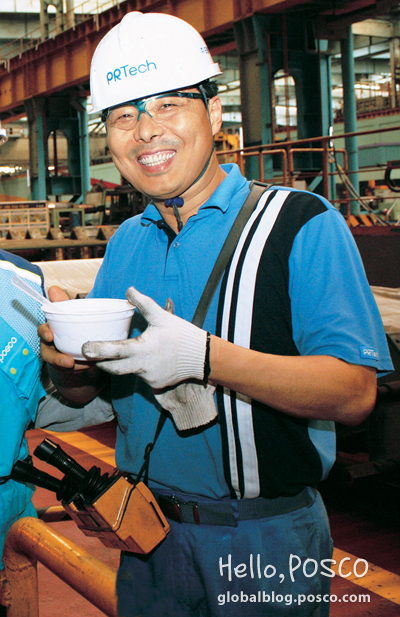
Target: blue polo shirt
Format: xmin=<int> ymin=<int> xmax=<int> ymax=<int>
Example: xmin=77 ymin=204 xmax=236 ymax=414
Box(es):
xmin=90 ymin=164 xmax=392 ymax=498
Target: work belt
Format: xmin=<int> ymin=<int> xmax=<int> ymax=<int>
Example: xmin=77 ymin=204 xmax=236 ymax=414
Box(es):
xmin=155 ymin=487 xmax=316 ymax=528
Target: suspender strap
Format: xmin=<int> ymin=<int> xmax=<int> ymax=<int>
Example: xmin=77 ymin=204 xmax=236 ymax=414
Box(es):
xmin=192 ymin=181 xmax=272 ymax=328
xmin=136 ymin=413 xmax=167 ymax=485
xmin=138 ymin=180 xmax=272 ymax=484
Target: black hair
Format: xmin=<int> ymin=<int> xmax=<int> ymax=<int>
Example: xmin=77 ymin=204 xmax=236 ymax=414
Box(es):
xmin=197 ymin=79 xmax=219 ymax=99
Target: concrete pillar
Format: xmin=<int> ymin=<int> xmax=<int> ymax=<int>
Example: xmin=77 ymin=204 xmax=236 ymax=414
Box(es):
xmin=77 ymin=98 xmax=91 ymax=201
xmin=340 ymin=26 xmax=360 ymax=213
xmin=390 ymin=37 xmax=400 ymax=109
xmin=318 ymin=39 xmax=336 ymax=201
xmin=40 ymin=0 xmax=64 ymax=40
xmin=25 ymin=97 xmax=47 ymax=200
xmin=66 ymin=0 xmax=75 ymax=30
xmin=233 ymin=15 xmax=274 ymax=181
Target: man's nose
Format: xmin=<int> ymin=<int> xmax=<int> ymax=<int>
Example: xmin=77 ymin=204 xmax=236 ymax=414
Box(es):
xmin=133 ymin=111 xmax=163 ymax=142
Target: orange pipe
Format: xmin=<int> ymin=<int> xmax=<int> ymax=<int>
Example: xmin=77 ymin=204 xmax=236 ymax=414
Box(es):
xmin=3 ymin=517 xmax=118 ymax=617
xmin=36 ymin=505 xmax=71 ymax=523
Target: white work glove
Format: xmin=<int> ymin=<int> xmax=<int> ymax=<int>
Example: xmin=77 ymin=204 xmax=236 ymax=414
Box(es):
xmin=82 ymin=288 xmax=218 ymax=431
xmin=82 ymin=287 xmax=208 ymax=389
xmin=154 ymin=382 xmax=217 ymax=431
xmin=152 ymin=296 xmax=217 ymax=430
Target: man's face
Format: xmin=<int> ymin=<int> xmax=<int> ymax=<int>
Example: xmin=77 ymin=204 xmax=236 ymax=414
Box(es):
xmin=105 ymin=89 xmax=222 ymax=202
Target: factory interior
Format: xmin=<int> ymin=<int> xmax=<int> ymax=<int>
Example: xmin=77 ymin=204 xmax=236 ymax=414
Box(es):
xmin=1 ymin=0 xmax=400 ymax=615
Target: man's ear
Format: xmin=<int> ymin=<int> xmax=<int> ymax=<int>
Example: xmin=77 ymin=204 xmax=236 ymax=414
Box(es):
xmin=208 ymin=96 xmax=223 ymax=136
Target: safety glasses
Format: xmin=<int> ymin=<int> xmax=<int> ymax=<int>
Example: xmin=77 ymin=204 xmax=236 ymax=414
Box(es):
xmin=102 ymin=91 xmax=205 ymax=130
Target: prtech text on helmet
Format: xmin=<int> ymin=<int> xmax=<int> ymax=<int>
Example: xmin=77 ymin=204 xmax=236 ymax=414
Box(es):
xmin=90 ymin=11 xmax=222 ymax=114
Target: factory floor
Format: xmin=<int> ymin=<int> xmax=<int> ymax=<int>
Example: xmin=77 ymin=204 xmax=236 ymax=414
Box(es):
xmin=12 ymin=422 xmax=400 ymax=616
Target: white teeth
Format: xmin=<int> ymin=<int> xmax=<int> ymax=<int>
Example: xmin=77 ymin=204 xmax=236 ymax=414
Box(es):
xmin=139 ymin=152 xmax=174 ymax=166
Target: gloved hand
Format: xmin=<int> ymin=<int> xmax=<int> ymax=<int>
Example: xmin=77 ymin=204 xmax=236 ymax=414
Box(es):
xmin=153 ymin=297 xmax=217 ymax=431
xmin=82 ymin=287 xmax=208 ymax=390
xmin=154 ymin=382 xmax=217 ymax=431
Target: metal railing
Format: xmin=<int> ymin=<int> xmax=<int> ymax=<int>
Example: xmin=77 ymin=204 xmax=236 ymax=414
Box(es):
xmin=216 ymin=123 xmax=400 ymax=223
xmin=2 ymin=508 xmax=118 ymax=617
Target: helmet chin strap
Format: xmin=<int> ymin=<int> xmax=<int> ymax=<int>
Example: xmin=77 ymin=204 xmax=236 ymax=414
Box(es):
xmin=164 ymin=143 xmax=215 ymax=232
xmin=164 ymin=196 xmax=185 ymax=231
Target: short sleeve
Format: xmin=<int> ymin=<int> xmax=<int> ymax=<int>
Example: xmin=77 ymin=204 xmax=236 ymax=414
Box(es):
xmin=289 ymin=208 xmax=393 ymax=374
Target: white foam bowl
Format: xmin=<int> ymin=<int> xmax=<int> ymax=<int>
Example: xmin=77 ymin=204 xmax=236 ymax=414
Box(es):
xmin=43 ymin=298 xmax=135 ymax=360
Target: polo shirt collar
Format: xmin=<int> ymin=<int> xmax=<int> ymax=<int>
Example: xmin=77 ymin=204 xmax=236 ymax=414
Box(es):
xmin=140 ymin=163 xmax=247 ymax=224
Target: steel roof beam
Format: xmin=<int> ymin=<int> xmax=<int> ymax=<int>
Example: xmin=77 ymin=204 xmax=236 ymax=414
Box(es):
xmin=0 ymin=0 xmax=399 ymax=120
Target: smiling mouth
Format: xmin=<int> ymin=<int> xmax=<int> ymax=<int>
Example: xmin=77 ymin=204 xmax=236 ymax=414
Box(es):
xmin=138 ymin=151 xmax=175 ymax=167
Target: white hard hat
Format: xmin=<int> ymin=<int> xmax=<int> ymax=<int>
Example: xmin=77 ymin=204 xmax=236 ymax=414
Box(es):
xmin=90 ymin=12 xmax=222 ymax=114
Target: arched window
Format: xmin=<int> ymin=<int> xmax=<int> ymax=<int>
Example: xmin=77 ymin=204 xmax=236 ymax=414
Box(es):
xmin=272 ymin=70 xmax=297 ymax=141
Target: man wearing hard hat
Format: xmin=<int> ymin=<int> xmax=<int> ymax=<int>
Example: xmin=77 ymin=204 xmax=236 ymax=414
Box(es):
xmin=38 ymin=11 xmax=392 ymax=617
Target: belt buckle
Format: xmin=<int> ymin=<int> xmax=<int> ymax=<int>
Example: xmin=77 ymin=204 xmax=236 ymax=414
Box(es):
xmin=168 ymin=496 xmax=184 ymax=523
xmin=158 ymin=495 xmax=183 ymax=523
xmin=186 ymin=501 xmax=200 ymax=525
xmin=172 ymin=498 xmax=201 ymax=525
xmin=159 ymin=495 xmax=201 ymax=524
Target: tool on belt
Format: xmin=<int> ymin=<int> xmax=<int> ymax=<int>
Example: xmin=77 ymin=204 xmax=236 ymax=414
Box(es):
xmin=11 ymin=438 xmax=170 ymax=554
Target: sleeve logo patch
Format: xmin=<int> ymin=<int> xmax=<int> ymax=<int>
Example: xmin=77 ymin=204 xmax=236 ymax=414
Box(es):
xmin=360 ymin=346 xmax=379 ymax=361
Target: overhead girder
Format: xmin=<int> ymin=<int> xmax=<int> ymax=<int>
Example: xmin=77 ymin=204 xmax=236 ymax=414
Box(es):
xmin=0 ymin=0 xmax=399 ymax=120
xmin=0 ymin=25 xmax=97 ymax=119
